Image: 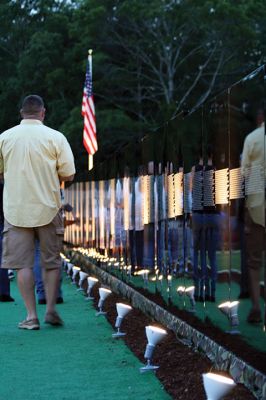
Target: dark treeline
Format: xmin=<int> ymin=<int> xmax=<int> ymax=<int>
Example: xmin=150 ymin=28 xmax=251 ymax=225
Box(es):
xmin=0 ymin=0 xmax=265 ymax=179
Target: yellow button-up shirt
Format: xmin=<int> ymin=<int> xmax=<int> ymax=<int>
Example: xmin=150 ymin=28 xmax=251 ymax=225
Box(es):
xmin=241 ymin=123 xmax=265 ymax=226
xmin=0 ymin=119 xmax=75 ymax=227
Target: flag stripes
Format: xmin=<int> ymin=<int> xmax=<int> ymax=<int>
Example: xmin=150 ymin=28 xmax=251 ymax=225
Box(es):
xmin=82 ymin=57 xmax=97 ymax=155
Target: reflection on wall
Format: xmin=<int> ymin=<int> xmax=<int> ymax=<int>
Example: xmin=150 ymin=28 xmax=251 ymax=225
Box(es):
xmin=65 ymin=65 xmax=265 ymax=331
xmin=215 ymin=169 xmax=229 ymax=205
xmin=229 ymin=168 xmax=244 ymax=200
xmin=67 ymin=165 xmax=262 ymax=246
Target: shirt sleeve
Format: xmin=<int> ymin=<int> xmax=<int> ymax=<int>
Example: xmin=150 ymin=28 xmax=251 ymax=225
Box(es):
xmin=56 ymin=135 xmax=76 ymax=178
xmin=0 ymin=143 xmax=4 ymax=174
xmin=241 ymin=136 xmax=251 ymax=177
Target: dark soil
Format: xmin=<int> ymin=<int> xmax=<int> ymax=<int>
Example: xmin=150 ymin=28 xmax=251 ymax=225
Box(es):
xmin=87 ymin=282 xmax=256 ymax=400
xmin=88 ymin=262 xmax=266 ymax=375
xmin=135 ymin=286 xmax=266 ymax=375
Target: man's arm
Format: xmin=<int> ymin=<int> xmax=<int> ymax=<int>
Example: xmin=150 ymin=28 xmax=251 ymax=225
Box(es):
xmin=59 ymin=174 xmax=74 ymax=182
xmin=57 ymin=136 xmax=76 ymax=182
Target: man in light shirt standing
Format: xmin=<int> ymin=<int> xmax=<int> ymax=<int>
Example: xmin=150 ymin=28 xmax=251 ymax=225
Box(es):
xmin=241 ymin=109 xmax=265 ymax=325
xmin=0 ymin=95 xmax=75 ymax=330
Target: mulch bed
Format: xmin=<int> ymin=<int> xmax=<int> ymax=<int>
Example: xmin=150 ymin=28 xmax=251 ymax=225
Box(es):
xmin=87 ymin=282 xmax=256 ymax=400
xmin=135 ymin=286 xmax=266 ymax=375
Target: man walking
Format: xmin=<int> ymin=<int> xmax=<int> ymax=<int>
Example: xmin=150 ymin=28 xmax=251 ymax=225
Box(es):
xmin=0 ymin=95 xmax=75 ymax=330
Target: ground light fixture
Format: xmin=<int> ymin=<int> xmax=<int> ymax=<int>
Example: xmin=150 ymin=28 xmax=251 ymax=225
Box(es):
xmin=77 ymin=271 xmax=88 ymax=292
xmin=96 ymin=287 xmax=112 ymax=316
xmin=85 ymin=277 xmax=98 ymax=300
xmin=140 ymin=325 xmax=167 ymax=373
xmin=137 ymin=269 xmax=150 ymax=288
xmin=167 ymin=275 xmax=172 ymax=302
xmin=185 ymin=286 xmax=196 ymax=312
xmin=218 ymin=301 xmax=240 ymax=334
xmin=72 ymin=266 xmax=81 ymax=284
xmin=202 ymin=372 xmax=236 ymax=400
xmin=112 ymin=303 xmax=132 ymax=338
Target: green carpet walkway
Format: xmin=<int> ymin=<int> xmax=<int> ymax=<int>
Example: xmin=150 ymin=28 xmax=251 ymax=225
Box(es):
xmin=0 ymin=276 xmax=171 ymax=400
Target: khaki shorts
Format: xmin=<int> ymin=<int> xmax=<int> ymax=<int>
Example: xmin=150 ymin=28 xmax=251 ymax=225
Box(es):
xmin=1 ymin=212 xmax=64 ymax=270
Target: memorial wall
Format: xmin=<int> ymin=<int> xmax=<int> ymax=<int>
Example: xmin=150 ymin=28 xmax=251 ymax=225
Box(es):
xmin=65 ymin=66 xmax=265 ymax=334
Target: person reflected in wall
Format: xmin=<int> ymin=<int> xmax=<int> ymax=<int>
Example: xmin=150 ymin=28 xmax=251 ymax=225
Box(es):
xmin=236 ymin=159 xmax=249 ymax=299
xmin=191 ymin=149 xmax=206 ymax=301
xmin=156 ymin=162 xmax=167 ymax=273
xmin=174 ymin=161 xmax=193 ymax=277
xmin=241 ymin=108 xmax=265 ymax=324
xmin=203 ymin=145 xmax=221 ymax=302
xmin=142 ymin=162 xmax=155 ymax=271
xmin=0 ymin=180 xmax=14 ymax=302
xmin=134 ymin=166 xmax=145 ymax=270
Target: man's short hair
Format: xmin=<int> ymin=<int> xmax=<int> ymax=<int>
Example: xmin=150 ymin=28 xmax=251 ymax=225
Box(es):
xmin=21 ymin=95 xmax=44 ymax=114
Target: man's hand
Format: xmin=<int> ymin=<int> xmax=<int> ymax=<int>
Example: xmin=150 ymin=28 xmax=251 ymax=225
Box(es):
xmin=59 ymin=174 xmax=74 ymax=183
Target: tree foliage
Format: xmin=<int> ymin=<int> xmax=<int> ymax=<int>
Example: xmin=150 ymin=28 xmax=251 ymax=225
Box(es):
xmin=0 ymin=0 xmax=265 ymax=179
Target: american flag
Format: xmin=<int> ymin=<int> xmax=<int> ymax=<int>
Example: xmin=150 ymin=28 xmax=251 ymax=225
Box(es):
xmin=82 ymin=60 xmax=98 ymax=155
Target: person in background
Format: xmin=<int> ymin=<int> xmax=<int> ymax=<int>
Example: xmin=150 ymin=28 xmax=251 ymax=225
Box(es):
xmin=34 ymin=241 xmax=63 ymax=305
xmin=134 ymin=169 xmax=145 ymax=270
xmin=191 ymin=149 xmax=205 ymax=301
xmin=0 ymin=94 xmax=75 ymax=330
xmin=0 ymin=180 xmax=14 ymax=302
xmin=241 ymin=108 xmax=265 ymax=324
xmin=203 ymin=146 xmax=220 ymax=302
xmin=236 ymin=184 xmax=249 ymax=299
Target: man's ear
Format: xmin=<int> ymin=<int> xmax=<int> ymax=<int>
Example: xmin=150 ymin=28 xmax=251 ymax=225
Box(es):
xmin=41 ymin=108 xmax=46 ymax=120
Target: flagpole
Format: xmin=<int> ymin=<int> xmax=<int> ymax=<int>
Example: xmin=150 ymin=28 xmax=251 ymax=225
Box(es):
xmin=88 ymin=49 xmax=93 ymax=171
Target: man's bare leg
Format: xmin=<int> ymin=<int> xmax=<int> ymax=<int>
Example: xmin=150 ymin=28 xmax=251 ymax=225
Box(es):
xmin=42 ymin=268 xmax=60 ymax=314
xmin=17 ymin=268 xmax=38 ymax=320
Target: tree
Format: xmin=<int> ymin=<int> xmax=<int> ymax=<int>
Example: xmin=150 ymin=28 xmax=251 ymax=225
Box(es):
xmin=0 ymin=0 xmax=265 ymax=179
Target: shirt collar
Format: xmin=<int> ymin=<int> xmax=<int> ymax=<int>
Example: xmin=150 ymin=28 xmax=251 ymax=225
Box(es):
xmin=20 ymin=119 xmax=43 ymax=125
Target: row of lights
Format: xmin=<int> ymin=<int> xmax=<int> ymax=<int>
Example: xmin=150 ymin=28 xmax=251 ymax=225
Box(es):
xmin=75 ymin=247 xmax=241 ymax=334
xmin=61 ymin=252 xmax=237 ymax=399
xmin=69 ymin=258 xmax=240 ymax=333
xmin=62 ymin=255 xmax=167 ymax=372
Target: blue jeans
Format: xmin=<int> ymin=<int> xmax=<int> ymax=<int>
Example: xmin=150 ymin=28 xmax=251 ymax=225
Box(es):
xmin=157 ymin=220 xmax=165 ymax=271
xmin=143 ymin=224 xmax=155 ymax=268
xmin=33 ymin=241 xmax=63 ymax=300
xmin=0 ymin=223 xmax=10 ymax=296
xmin=204 ymin=213 xmax=221 ymax=296
xmin=168 ymin=219 xmax=179 ymax=266
xmin=135 ymin=230 xmax=144 ymax=268
xmin=129 ymin=229 xmax=136 ymax=269
xmin=175 ymin=217 xmax=193 ymax=272
xmin=184 ymin=220 xmax=193 ymax=265
xmin=239 ymin=220 xmax=248 ymax=293
xmin=157 ymin=219 xmax=179 ymax=273
xmin=192 ymin=213 xmax=206 ymax=297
